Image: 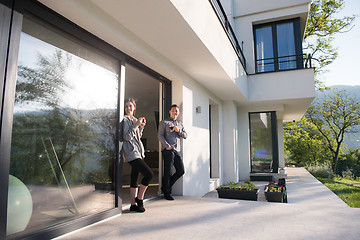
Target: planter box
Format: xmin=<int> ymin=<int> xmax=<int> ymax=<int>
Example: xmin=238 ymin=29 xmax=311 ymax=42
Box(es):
xmin=217 ymin=188 xmax=259 ymax=201
xmin=264 ymin=188 xmax=287 ymax=203
xmin=278 ymin=178 xmax=286 ymax=187
xmin=94 ymin=182 xmax=114 ymax=191
xmin=250 ymin=175 xmax=273 ymax=182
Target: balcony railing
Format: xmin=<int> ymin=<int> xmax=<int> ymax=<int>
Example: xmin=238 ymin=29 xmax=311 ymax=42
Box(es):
xmin=256 ymin=54 xmax=312 ymax=73
xmin=209 ymin=0 xmax=247 ymax=71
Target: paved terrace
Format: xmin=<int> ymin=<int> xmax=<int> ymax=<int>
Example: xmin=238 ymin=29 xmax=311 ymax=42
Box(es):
xmin=56 ymin=168 xmax=360 ymax=240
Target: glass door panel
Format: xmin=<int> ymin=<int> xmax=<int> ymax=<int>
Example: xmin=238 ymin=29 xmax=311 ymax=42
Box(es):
xmin=7 ymin=15 xmax=119 ymax=237
xmin=255 ymin=26 xmax=274 ymax=72
xmin=250 ymin=113 xmax=273 ymax=173
xmin=277 ymin=22 xmax=296 ymax=70
xmin=121 ymin=64 xmax=160 ymax=206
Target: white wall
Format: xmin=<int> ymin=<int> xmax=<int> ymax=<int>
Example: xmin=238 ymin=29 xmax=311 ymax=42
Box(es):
xmin=248 ymin=69 xmax=315 ymax=102
xmin=172 ymin=76 xmax=223 ymax=197
xmin=219 ymin=0 xmax=234 ymax=26
xmin=234 ymin=0 xmax=311 ymax=17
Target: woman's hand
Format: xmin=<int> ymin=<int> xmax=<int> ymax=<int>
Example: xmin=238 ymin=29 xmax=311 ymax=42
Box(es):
xmin=134 ymin=117 xmax=146 ymax=127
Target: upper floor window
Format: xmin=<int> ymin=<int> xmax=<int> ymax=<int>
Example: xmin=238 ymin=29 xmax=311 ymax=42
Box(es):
xmin=254 ymin=18 xmax=303 ymax=73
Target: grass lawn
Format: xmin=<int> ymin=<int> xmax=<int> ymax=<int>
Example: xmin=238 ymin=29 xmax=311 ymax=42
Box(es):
xmin=317 ymin=177 xmax=360 ymax=208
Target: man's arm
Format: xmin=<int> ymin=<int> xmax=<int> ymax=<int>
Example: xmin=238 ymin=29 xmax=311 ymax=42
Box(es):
xmin=177 ymin=123 xmax=187 ymax=139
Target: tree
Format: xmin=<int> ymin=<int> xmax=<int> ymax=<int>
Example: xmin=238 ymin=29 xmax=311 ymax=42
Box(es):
xmin=284 ymin=1 xmax=357 ymax=171
xmin=306 ymin=89 xmax=360 ymax=173
xmin=337 ymin=148 xmax=360 ymax=178
xmin=304 ymin=0 xmax=355 ymax=85
xmin=284 ymin=117 xmax=332 ymax=166
xmin=12 ymin=50 xmax=100 ymax=185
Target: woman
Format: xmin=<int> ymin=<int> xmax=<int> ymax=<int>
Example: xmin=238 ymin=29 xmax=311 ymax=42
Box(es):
xmin=122 ymin=98 xmax=153 ymax=212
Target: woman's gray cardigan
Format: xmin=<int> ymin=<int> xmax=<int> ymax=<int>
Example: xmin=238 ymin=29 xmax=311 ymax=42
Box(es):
xmin=122 ymin=115 xmax=145 ymax=162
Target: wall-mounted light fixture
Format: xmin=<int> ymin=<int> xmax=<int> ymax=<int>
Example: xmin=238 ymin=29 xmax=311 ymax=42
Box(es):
xmin=196 ymin=106 xmax=201 ymax=114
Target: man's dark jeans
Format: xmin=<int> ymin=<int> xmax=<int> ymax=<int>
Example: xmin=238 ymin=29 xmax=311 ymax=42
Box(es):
xmin=162 ymin=149 xmax=185 ymax=194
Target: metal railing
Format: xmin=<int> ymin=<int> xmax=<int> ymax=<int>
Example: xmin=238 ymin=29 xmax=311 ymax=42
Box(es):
xmin=209 ymin=0 xmax=246 ymax=71
xmin=256 ymin=53 xmax=312 ymax=73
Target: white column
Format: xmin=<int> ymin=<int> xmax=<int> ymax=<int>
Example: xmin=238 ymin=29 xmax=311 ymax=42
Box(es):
xmin=277 ymin=120 xmax=285 ymax=169
xmin=222 ymin=101 xmax=238 ymax=183
xmin=237 ymin=107 xmax=251 ymax=180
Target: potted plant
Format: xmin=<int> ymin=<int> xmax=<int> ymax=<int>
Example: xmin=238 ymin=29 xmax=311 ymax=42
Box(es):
xmin=264 ymin=181 xmax=287 ymax=203
xmin=217 ymin=181 xmax=259 ymax=201
xmin=91 ymin=171 xmax=114 ymax=191
xmin=279 ymin=167 xmax=286 ymax=175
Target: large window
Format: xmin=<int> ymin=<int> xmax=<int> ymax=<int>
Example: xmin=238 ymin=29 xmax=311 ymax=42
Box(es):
xmin=1 ymin=0 xmax=173 ymax=238
xmin=7 ymin=14 xmax=119 ymax=237
xmin=249 ymin=112 xmax=279 ymax=173
xmin=254 ymin=18 xmax=302 ymax=73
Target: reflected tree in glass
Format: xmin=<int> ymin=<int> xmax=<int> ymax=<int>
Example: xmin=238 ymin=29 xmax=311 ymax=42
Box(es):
xmin=12 ymin=50 xmax=96 ymax=186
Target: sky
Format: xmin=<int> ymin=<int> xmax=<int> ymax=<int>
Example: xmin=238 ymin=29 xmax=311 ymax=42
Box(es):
xmin=16 ymin=33 xmax=118 ymax=112
xmin=320 ymin=0 xmax=360 ymax=87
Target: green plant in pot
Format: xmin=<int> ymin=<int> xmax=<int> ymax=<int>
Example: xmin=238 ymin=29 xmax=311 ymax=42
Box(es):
xmin=264 ymin=181 xmax=287 ymax=203
xmin=217 ymin=181 xmax=259 ymax=201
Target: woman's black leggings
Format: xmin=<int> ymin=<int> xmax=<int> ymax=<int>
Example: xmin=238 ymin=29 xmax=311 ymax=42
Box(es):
xmin=128 ymin=158 xmax=153 ymax=188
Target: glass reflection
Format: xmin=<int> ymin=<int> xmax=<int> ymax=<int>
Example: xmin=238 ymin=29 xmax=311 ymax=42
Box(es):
xmin=250 ymin=113 xmax=273 ymax=173
xmin=8 ymin=15 xmax=118 ymax=237
xmin=277 ymin=22 xmax=296 ymax=70
xmin=255 ymin=26 xmax=274 ymax=72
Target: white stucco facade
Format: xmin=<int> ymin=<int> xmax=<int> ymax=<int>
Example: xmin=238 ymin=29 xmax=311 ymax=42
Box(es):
xmin=0 ymin=1 xmax=321 ymax=238
xmin=38 ymin=0 xmax=315 ymax=197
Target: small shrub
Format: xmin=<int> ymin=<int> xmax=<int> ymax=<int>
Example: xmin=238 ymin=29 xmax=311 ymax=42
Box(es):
xmin=306 ymin=163 xmax=333 ymax=178
xmin=341 ymin=168 xmax=354 ymax=180
xmin=218 ymin=181 xmax=256 ymax=191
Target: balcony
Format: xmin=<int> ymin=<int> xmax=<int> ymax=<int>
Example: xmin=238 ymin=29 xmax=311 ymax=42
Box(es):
xmin=210 ymin=0 xmax=247 ymax=71
xmin=256 ymin=53 xmax=312 ymax=73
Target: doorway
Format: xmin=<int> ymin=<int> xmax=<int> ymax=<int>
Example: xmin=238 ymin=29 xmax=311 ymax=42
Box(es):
xmin=249 ymin=112 xmax=279 ymax=173
xmin=209 ymin=101 xmax=220 ymax=179
xmin=121 ymin=64 xmax=162 ymax=206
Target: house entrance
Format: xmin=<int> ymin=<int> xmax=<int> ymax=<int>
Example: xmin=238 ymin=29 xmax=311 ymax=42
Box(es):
xmin=249 ymin=112 xmax=279 ymax=173
xmin=209 ymin=101 xmax=220 ymax=179
xmin=4 ymin=11 xmax=168 ymax=239
xmin=122 ymin=65 xmax=162 ymax=206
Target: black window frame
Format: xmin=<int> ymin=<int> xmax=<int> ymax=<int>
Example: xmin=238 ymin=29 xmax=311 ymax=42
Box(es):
xmin=253 ymin=18 xmax=303 ymax=73
xmin=248 ymin=111 xmax=279 ymax=174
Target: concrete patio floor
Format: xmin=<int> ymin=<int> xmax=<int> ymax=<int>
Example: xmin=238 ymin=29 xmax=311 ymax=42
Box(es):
xmin=55 ymin=168 xmax=360 ymax=240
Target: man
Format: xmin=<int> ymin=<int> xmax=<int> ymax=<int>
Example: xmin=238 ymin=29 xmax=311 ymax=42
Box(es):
xmin=158 ymin=104 xmax=187 ymax=200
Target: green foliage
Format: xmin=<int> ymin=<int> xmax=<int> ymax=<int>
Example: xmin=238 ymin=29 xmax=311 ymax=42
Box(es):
xmin=11 ymin=49 xmax=117 ymax=186
xmin=264 ymin=181 xmax=285 ymax=192
xmin=284 ymin=117 xmax=332 ymax=166
xmin=16 ymin=50 xmax=71 ymax=107
xmin=337 ymin=148 xmax=360 ymax=178
xmin=306 ymin=89 xmax=360 ymax=173
xmin=285 ymin=88 xmax=360 ymax=176
xmin=304 ymin=0 xmax=355 ymax=84
xmin=306 ymin=163 xmax=333 ymax=178
xmin=219 ymin=181 xmax=256 ymax=191
xmin=317 ymin=177 xmax=360 ymax=208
